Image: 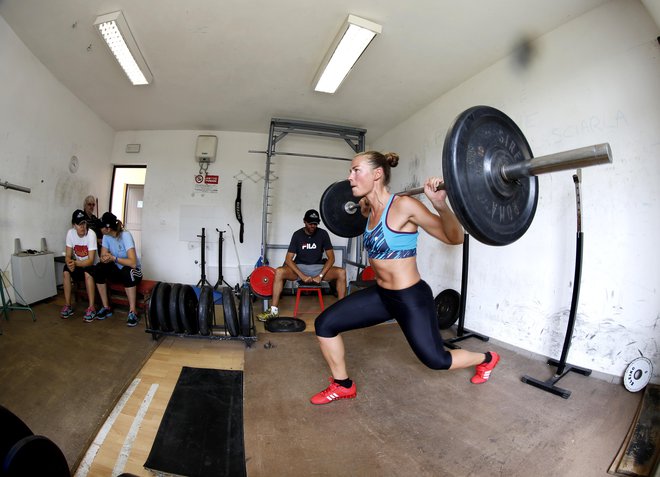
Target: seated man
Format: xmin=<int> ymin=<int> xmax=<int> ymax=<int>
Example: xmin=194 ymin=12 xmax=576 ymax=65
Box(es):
xmin=258 ymin=209 xmax=346 ymax=321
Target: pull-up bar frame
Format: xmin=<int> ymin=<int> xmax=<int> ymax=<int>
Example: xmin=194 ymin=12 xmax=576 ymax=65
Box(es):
xmin=256 ymin=118 xmax=367 ymax=265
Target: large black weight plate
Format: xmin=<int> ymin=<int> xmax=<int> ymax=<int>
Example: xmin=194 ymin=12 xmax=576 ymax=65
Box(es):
xmin=155 ymin=283 xmax=172 ymax=332
xmin=198 ymin=285 xmax=214 ymax=336
xmin=178 ymin=284 xmax=199 ymax=335
xmin=222 ymin=286 xmax=240 ymax=337
xmin=168 ymin=283 xmax=183 ymax=333
xmin=320 ymin=180 xmax=366 ymax=238
xmin=265 ymin=317 xmax=306 ymax=333
xmin=239 ymin=287 xmax=252 ymax=337
xmin=145 ymin=281 xmax=161 ymax=331
xmin=442 ymin=106 xmax=538 ymax=246
xmin=3 ymin=435 xmax=70 ymax=477
xmin=0 ymin=406 xmax=33 ymax=465
xmin=435 ymin=289 xmax=461 ymax=330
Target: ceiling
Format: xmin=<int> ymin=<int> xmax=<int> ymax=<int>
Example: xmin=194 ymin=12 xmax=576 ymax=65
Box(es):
xmin=0 ymin=0 xmax=614 ymax=140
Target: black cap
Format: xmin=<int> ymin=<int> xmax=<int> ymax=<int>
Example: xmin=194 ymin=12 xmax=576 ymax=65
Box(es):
xmin=72 ymin=209 xmax=87 ymax=225
xmin=101 ymin=212 xmax=118 ymax=229
xmin=304 ymin=209 xmax=320 ymax=224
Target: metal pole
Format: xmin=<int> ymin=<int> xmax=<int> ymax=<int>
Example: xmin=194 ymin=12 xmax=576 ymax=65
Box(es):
xmin=1 ymin=181 xmax=31 ymax=193
xmin=260 ymin=122 xmax=276 ymax=265
xmin=248 ymin=150 xmax=353 ymax=162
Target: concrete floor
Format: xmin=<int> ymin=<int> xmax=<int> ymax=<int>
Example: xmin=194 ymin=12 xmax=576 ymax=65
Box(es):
xmin=244 ymin=325 xmax=643 ymax=477
xmin=0 ymin=289 xmax=647 ymax=476
xmin=0 ymin=294 xmax=158 ymax=471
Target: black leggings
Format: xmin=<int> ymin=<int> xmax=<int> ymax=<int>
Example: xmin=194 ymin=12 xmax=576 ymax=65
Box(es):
xmin=314 ymin=280 xmax=453 ymax=370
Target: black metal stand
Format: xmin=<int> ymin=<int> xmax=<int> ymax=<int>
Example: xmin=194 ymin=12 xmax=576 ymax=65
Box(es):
xmin=214 ymin=229 xmax=232 ymax=291
xmin=445 ymin=233 xmax=489 ymax=349
xmin=196 ymin=228 xmax=212 ymax=288
xmin=521 ymin=173 xmax=592 ymax=399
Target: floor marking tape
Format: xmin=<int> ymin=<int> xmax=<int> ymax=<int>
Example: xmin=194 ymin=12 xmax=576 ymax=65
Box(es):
xmin=74 ymin=378 xmax=141 ymax=477
xmin=112 ymin=383 xmax=159 ymax=476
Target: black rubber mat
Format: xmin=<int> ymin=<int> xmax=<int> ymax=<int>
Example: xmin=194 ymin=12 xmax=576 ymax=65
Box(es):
xmin=144 ymin=367 xmax=246 ymax=477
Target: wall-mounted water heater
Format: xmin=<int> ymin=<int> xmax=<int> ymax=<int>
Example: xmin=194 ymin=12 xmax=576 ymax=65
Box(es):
xmin=195 ymin=135 xmax=218 ymax=163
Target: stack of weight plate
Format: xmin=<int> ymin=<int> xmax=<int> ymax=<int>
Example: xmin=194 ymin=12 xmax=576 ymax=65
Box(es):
xmin=146 ymin=282 xmax=253 ymax=338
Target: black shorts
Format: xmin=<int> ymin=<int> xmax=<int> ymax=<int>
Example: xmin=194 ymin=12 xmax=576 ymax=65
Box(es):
xmin=64 ymin=266 xmax=94 ymax=282
xmin=94 ymin=262 xmax=143 ymax=288
xmin=314 ymin=280 xmax=453 ymax=370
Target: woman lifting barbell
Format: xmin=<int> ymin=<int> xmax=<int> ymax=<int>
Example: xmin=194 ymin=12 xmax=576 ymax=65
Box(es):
xmin=310 ymin=150 xmax=500 ymax=405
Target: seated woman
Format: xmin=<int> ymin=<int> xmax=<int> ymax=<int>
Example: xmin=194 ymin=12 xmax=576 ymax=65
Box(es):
xmin=61 ymin=210 xmax=98 ymax=322
xmin=94 ymin=212 xmax=143 ymax=327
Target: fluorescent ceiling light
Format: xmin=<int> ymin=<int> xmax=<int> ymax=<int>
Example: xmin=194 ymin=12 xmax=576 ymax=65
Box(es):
xmin=93 ymin=11 xmax=152 ymax=86
xmin=314 ymin=14 xmax=382 ymax=94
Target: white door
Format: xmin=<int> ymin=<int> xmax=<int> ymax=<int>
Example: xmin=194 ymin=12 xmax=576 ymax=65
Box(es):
xmin=124 ymin=184 xmax=144 ymax=258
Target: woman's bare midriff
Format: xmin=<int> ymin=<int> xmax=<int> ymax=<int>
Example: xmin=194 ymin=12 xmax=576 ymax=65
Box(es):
xmin=370 ymin=256 xmax=421 ymax=290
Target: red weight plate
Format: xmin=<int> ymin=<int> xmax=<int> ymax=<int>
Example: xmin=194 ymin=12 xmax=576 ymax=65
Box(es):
xmin=249 ymin=266 xmax=276 ymax=298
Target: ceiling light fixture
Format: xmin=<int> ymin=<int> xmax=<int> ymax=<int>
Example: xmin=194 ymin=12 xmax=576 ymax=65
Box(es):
xmin=314 ymin=14 xmax=382 ymax=94
xmin=93 ymin=11 xmax=152 ymax=86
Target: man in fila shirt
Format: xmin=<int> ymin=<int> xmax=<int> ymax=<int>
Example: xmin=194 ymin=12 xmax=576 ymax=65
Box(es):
xmin=257 ymin=209 xmax=346 ymax=321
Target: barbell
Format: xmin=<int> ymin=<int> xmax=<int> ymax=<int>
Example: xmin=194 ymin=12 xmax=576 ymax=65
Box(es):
xmin=319 ymin=105 xmax=612 ymax=246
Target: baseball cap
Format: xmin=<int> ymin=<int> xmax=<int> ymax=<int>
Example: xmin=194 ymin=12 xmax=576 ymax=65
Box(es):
xmin=101 ymin=212 xmax=118 ymax=229
xmin=304 ymin=209 xmax=320 ymax=224
xmin=72 ymin=209 xmax=87 ymax=225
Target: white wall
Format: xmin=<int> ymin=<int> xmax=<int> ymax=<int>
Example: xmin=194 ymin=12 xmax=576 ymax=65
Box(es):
xmin=372 ymin=0 xmax=660 ymax=380
xmin=111 ymin=130 xmax=353 ymax=287
xmin=0 ymin=15 xmax=114 ymax=296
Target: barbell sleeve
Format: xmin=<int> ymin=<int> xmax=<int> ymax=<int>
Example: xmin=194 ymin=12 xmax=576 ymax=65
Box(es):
xmin=395 ymin=143 xmax=612 ymax=197
xmin=500 ymin=143 xmax=612 ymax=182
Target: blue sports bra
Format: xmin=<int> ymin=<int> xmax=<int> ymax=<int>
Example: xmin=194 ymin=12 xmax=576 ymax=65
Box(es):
xmin=363 ymin=195 xmax=418 ymax=259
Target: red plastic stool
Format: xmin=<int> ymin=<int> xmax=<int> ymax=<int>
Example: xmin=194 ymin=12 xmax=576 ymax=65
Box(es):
xmin=293 ymin=284 xmax=325 ymax=317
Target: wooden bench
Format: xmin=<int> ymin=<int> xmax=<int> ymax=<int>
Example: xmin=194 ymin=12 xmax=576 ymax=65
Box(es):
xmin=74 ymin=279 xmax=157 ymax=313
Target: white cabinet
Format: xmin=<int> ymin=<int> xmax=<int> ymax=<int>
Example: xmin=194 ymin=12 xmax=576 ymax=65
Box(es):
xmin=10 ymin=252 xmax=57 ymax=305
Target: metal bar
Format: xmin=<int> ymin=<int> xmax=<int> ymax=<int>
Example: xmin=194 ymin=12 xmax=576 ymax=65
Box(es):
xmin=248 ymin=150 xmax=352 ymax=162
xmin=395 ymin=143 xmax=612 ymax=197
xmin=501 ymin=143 xmax=612 ymax=182
xmin=260 ymin=122 xmax=276 ymax=264
xmin=1 ymin=180 xmax=31 ymax=193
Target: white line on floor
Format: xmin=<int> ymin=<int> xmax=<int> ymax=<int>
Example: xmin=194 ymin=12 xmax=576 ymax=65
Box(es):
xmin=74 ymin=378 xmax=141 ymax=477
xmin=112 ymin=382 xmax=159 ymax=476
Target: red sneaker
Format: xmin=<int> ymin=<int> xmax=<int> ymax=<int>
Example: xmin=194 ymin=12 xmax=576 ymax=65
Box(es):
xmin=471 ymin=352 xmax=500 ymax=384
xmin=310 ymin=377 xmax=357 ymax=405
